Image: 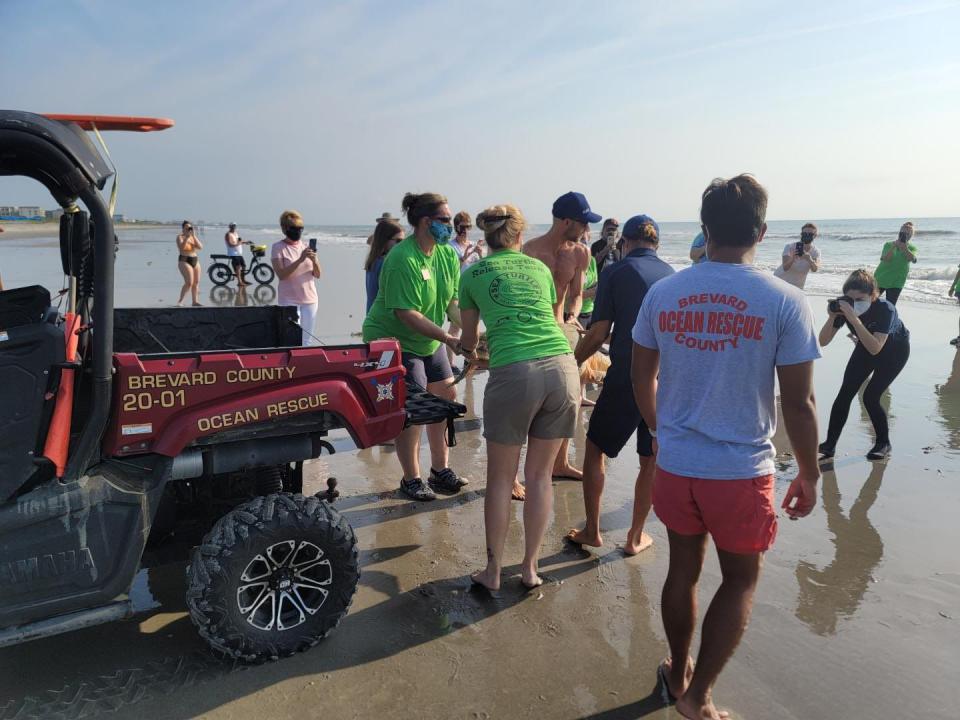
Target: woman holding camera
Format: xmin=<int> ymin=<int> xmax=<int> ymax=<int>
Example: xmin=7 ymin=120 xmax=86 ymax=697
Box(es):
xmin=271 ymin=210 xmax=321 ymax=344
xmin=818 ymin=269 xmax=910 ymax=460
xmin=176 ymin=220 xmax=203 ymax=306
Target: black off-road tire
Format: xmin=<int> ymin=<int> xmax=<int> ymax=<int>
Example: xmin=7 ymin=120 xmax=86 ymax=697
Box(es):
xmin=186 ymin=493 xmax=359 ymax=663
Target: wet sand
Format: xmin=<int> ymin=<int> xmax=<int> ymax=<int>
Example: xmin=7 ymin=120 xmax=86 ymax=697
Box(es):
xmin=0 ymin=222 xmax=176 ymax=238
xmin=1 ymin=241 xmax=959 ymax=719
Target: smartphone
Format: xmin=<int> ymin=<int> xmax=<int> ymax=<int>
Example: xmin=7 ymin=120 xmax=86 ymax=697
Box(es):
xmin=795 ymin=241 xmax=804 ymax=256
xmin=309 ymin=238 xmax=317 ymax=252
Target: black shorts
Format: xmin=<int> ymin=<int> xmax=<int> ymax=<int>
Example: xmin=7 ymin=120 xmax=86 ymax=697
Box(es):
xmin=586 ymin=367 xmax=653 ymax=458
xmin=879 ymin=287 xmax=902 ymax=305
xmin=230 ymin=256 xmax=246 ymax=269
xmin=402 ymin=345 xmax=453 ymax=388
xmin=178 ymin=255 xmax=198 ymax=268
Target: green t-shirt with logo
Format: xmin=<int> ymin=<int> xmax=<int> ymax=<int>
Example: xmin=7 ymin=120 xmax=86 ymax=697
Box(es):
xmin=581 ymin=255 xmax=598 ymax=315
xmin=362 ymin=235 xmax=461 ymax=356
xmin=874 ymin=241 xmax=918 ymax=290
xmin=458 ymin=249 xmax=571 ymax=368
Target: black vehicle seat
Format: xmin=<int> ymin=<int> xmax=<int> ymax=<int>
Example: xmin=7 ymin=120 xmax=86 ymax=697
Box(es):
xmin=0 ymin=285 xmax=66 ymax=500
xmin=0 ymin=285 xmax=53 ymax=328
xmin=209 ymin=254 xmax=230 ymax=260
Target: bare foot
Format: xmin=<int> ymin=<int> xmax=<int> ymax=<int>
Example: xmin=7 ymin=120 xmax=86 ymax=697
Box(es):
xmin=512 ymin=479 xmax=526 ymax=501
xmin=520 ymin=570 xmax=542 ymax=589
xmin=675 ymin=695 xmax=730 ymax=719
xmin=565 ymin=527 xmax=603 ymax=548
xmin=470 ymin=568 xmax=500 ymax=592
xmin=552 ymin=463 xmax=583 ymax=481
xmin=623 ymin=531 xmax=653 ymax=556
xmin=580 ymin=397 xmax=596 ymax=407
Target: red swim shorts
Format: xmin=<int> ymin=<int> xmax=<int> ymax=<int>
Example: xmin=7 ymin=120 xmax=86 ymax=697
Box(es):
xmin=653 ymin=467 xmax=778 ymax=555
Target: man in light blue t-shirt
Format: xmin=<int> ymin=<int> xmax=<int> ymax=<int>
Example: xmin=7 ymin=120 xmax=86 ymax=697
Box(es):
xmin=631 ymin=174 xmax=821 ymax=719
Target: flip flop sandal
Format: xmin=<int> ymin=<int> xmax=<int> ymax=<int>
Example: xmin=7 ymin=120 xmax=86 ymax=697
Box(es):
xmin=657 ymin=661 xmax=678 ymax=706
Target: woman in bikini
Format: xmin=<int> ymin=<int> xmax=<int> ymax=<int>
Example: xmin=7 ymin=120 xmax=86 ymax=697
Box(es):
xmin=176 ymin=220 xmax=203 ymax=306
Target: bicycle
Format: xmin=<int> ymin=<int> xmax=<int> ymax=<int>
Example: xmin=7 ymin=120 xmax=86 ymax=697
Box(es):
xmin=208 ymin=242 xmax=276 ymax=286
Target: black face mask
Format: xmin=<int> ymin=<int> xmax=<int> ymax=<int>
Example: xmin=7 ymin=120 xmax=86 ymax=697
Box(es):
xmin=285 ymin=226 xmax=304 ymax=241
xmin=801 ymin=232 xmax=815 ymax=243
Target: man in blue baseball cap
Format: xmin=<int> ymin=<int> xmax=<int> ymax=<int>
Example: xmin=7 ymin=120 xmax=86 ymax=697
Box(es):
xmin=522 ymin=191 xmax=600 ymax=481
xmin=568 ymin=214 xmax=674 ymax=551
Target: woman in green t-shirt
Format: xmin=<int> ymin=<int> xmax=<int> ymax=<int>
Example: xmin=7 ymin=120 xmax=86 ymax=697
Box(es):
xmin=362 ymin=191 xmax=468 ymax=502
xmin=459 ymin=204 xmax=579 ymax=591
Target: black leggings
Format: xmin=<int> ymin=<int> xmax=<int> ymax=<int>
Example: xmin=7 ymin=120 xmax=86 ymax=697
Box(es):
xmin=879 ymin=287 xmax=902 ymax=305
xmin=826 ymin=339 xmax=910 ymax=446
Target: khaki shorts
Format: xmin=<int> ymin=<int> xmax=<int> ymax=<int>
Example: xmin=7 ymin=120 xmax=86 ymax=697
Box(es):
xmin=561 ymin=322 xmax=581 ymax=352
xmin=483 ymin=354 xmax=579 ymax=445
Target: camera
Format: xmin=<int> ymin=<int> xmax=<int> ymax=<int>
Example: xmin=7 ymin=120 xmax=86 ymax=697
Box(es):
xmin=827 ymin=296 xmax=853 ymax=314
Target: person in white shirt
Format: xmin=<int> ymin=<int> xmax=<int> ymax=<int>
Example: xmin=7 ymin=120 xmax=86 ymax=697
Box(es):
xmin=774 ymin=223 xmax=821 ymax=289
xmin=224 ymin=223 xmax=249 ymax=287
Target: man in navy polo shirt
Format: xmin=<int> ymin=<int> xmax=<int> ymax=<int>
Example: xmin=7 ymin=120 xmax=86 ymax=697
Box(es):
xmin=567 ymin=214 xmax=674 ymax=553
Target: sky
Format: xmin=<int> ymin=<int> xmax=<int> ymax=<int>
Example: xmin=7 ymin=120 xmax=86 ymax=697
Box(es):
xmin=1 ymin=0 xmax=959 ymax=224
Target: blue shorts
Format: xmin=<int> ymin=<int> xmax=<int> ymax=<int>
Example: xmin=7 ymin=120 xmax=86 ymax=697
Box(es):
xmin=402 ymin=345 xmax=453 ymax=388
xmin=586 ymin=368 xmax=653 ymax=458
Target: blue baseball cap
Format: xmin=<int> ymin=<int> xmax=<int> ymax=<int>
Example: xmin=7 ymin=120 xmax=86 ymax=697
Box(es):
xmin=621 ymin=214 xmax=660 ymax=242
xmin=552 ymin=191 xmax=602 ymax=224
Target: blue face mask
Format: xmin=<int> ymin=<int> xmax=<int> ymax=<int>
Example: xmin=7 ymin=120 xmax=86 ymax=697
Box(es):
xmin=429 ymin=220 xmax=453 ymax=244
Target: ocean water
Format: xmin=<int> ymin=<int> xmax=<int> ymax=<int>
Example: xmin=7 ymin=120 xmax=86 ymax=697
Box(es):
xmin=3 ymin=218 xmax=958 ymax=318
xmin=226 ymin=217 xmax=960 ymax=305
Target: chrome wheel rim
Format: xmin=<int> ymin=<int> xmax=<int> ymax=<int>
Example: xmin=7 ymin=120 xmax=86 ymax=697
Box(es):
xmin=237 ymin=540 xmax=333 ymax=631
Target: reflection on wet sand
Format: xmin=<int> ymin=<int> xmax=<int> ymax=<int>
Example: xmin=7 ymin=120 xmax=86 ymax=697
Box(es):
xmin=208 ymin=284 xmax=276 ymax=307
xmin=935 ymin=348 xmax=960 ymax=452
xmin=795 ymin=462 xmax=885 ymax=635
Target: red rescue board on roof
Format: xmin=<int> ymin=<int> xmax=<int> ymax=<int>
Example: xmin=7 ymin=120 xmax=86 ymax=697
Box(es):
xmin=42 ymin=114 xmax=175 ymax=132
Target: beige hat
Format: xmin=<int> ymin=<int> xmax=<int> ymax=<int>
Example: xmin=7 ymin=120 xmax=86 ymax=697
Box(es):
xmin=376 ymin=212 xmax=397 ymax=223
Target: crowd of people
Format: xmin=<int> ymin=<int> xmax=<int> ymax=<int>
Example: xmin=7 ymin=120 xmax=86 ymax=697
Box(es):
xmin=164 ymin=179 xmax=956 ymax=718
xmin=346 ymin=174 xmax=959 ymax=719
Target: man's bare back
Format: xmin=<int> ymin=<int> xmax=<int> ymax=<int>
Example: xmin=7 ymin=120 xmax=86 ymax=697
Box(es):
xmin=523 ymin=232 xmax=590 ymax=322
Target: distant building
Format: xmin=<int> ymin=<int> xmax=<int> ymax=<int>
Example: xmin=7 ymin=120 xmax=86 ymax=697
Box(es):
xmin=0 ymin=206 xmax=16 ymax=217
xmin=112 ymin=213 xmax=125 ymax=223
xmin=45 ymin=208 xmax=65 ymax=221
xmin=17 ymin=206 xmax=43 ymax=219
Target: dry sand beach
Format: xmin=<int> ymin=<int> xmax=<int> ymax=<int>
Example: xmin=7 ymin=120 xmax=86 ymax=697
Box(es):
xmin=0 ymin=236 xmax=958 ymax=720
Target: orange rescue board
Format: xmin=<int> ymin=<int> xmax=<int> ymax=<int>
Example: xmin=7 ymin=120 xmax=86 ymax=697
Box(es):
xmin=42 ymin=114 xmax=174 ymax=132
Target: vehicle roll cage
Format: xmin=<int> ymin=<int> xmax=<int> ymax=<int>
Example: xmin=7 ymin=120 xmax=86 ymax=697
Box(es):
xmin=0 ymin=110 xmax=118 ymax=481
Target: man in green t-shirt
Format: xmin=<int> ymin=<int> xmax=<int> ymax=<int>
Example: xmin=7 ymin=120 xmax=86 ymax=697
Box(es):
xmin=362 ymin=192 xmax=467 ymax=501
xmin=949 ymin=263 xmax=960 ymax=346
xmin=874 ymin=222 xmax=918 ymax=306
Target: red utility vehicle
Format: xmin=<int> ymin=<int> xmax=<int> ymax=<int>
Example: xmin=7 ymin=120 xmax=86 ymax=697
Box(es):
xmin=0 ymin=111 xmax=464 ymax=661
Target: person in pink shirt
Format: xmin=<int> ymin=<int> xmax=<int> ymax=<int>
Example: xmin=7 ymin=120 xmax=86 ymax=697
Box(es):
xmin=271 ymin=209 xmax=321 ymax=345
